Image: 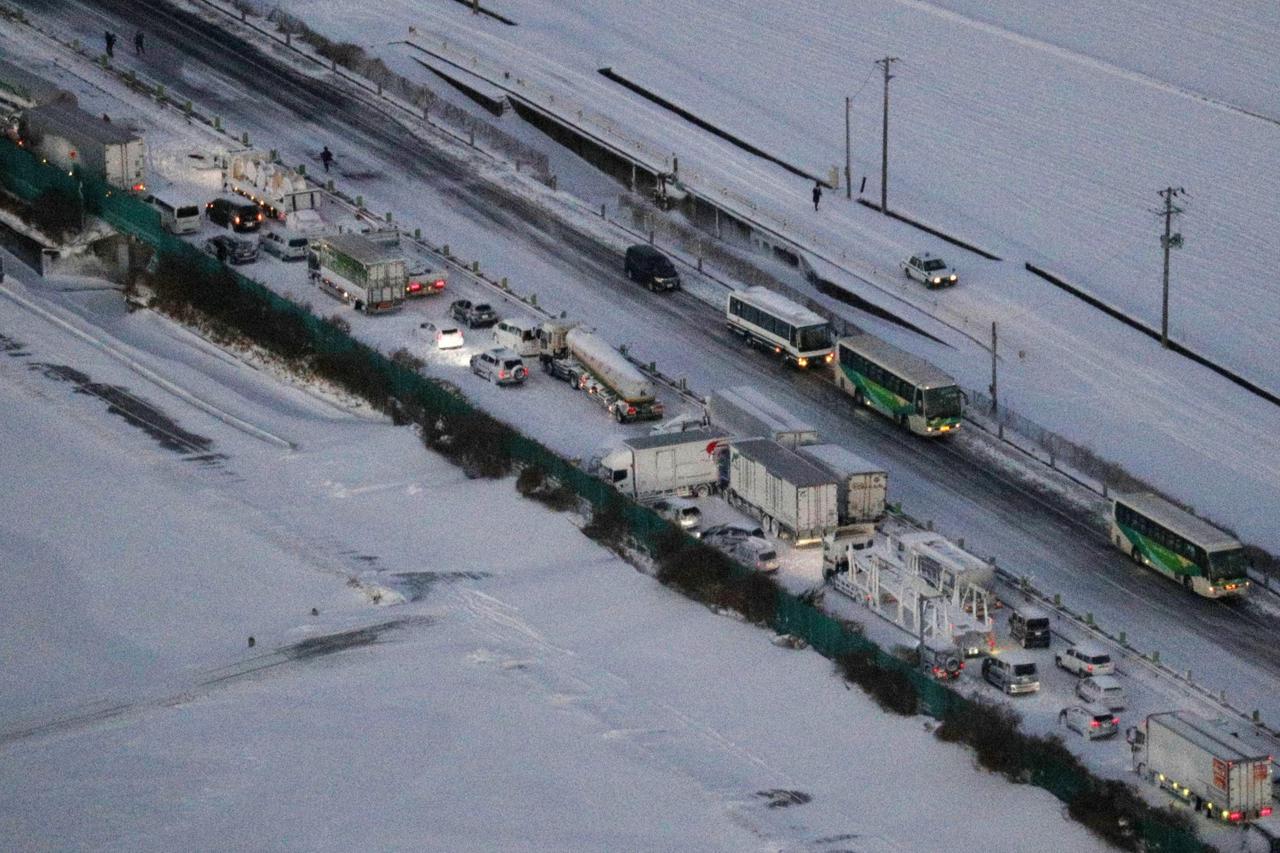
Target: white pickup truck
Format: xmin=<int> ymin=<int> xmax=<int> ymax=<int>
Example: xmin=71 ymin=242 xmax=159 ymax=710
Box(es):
xmin=901 ymin=253 xmax=958 ymax=288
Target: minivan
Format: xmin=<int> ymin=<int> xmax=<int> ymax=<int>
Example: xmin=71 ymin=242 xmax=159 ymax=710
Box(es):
xmin=491 ymin=317 xmax=541 ymax=358
xmin=147 ymin=194 xmax=201 ymax=234
xmin=206 ymin=196 xmax=264 ymax=233
xmin=260 ymin=228 xmax=309 ymax=261
xmin=981 ymin=653 xmax=1040 ymax=695
xmin=1009 ymin=605 xmax=1052 ymax=649
xmin=624 ymin=244 xmax=680 ymax=292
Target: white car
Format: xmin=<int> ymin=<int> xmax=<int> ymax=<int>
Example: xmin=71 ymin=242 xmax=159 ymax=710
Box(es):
xmin=1076 ymin=675 xmax=1126 ymax=711
xmin=1059 ymin=703 xmax=1119 ymax=740
xmin=260 ymin=228 xmax=309 ymax=261
xmin=713 ymin=535 xmax=779 ymax=573
xmin=647 ymin=496 xmax=702 ymax=534
xmin=900 ymin=252 xmax=958 ymax=288
xmin=420 ymin=322 xmax=464 ymax=350
xmin=1055 ymin=642 xmax=1116 ymax=677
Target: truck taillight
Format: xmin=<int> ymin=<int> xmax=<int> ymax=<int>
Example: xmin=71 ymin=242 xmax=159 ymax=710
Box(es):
xmin=627 ymin=406 xmax=636 ymax=415
xmin=1111 ymin=717 xmax=1119 ymax=725
xmin=1229 ymin=811 xmax=1243 ymax=822
xmin=1261 ymin=806 xmax=1273 ymax=817
xmin=433 ymin=279 xmax=446 ymax=290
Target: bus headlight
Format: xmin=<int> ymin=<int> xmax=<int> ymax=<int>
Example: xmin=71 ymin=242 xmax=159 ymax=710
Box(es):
xmin=797 ymin=357 xmax=809 ymax=367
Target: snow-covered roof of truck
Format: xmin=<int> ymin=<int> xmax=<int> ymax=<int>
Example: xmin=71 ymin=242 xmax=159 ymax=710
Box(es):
xmin=710 ymin=385 xmax=816 ymax=436
xmin=730 ymin=438 xmax=836 ymax=488
xmin=320 ymin=232 xmax=405 ymax=265
xmin=1150 ymin=711 xmax=1270 ymax=761
xmin=796 ymin=443 xmax=885 ymax=478
xmin=624 ymin=428 xmax=726 ymax=452
xmin=24 ymin=101 xmax=141 ymax=145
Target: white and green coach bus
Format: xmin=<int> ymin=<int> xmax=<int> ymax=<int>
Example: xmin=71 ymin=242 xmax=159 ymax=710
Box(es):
xmin=1111 ymin=493 xmax=1250 ymax=598
xmin=725 ymin=286 xmax=834 ymax=368
xmin=834 ymin=333 xmax=963 ymax=436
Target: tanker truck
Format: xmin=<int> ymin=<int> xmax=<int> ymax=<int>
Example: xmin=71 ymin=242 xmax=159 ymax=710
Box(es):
xmin=535 ymin=322 xmax=664 ymax=423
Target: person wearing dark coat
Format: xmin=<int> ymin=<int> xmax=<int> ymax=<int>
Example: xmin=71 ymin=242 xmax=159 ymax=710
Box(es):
xmin=215 ymin=240 xmax=228 ymax=264
xmin=134 ymin=31 xmax=145 ymax=56
xmin=812 ymin=182 xmax=822 ymax=211
xmin=320 ymin=146 xmax=334 ymax=173
xmin=104 ymin=31 xmax=116 ymax=58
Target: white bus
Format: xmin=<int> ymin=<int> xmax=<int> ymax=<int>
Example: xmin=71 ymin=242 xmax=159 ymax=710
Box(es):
xmin=145 ymin=193 xmax=201 ymax=235
xmin=725 ymin=286 xmax=833 ymax=368
xmin=834 ymin=334 xmax=963 ymax=436
xmin=1111 ymin=493 xmax=1250 ymax=598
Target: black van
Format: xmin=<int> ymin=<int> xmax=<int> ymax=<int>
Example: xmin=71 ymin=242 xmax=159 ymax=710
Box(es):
xmin=1009 ymin=605 xmax=1052 ymax=648
xmin=624 ymin=244 xmax=680 ymax=292
xmin=206 ymin=196 xmax=263 ymax=233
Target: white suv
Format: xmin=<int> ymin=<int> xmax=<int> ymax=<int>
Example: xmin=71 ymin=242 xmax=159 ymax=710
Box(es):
xmin=470 ymin=347 xmax=528 ymax=386
xmin=1075 ymin=675 xmax=1126 ymax=711
xmin=1055 ymin=642 xmax=1115 ymax=677
xmin=1059 ymin=703 xmax=1119 ymax=740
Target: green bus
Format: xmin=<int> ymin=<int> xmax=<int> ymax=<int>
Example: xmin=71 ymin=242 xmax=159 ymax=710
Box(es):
xmin=1111 ymin=493 xmax=1250 ymax=598
xmin=834 ymin=334 xmax=963 ymax=436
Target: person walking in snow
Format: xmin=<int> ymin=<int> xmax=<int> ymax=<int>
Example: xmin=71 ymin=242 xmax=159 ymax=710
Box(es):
xmin=104 ymin=31 xmax=116 ymax=58
xmin=320 ymin=145 xmax=333 ymax=173
xmin=812 ymin=181 xmax=822 ymax=211
xmin=134 ymin=31 xmax=145 ymax=56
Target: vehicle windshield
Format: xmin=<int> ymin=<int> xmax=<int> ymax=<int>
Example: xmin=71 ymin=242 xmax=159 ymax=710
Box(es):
xmin=1207 ymin=547 xmax=1249 ymax=580
xmin=921 ymin=258 xmax=947 ymax=271
xmin=476 ymin=304 xmax=493 ymax=312
xmin=1025 ymin=618 xmax=1050 ymax=631
xmin=922 ymin=386 xmax=964 ymax=419
xmin=503 ymin=360 xmax=523 ymax=370
xmin=288 ymin=238 xmax=308 ymax=248
xmin=1013 ymin=663 xmax=1037 ymax=676
xmin=796 ymin=324 xmax=832 ymax=352
xmin=177 ymin=205 xmax=200 ymax=218
xmin=1087 ymin=654 xmax=1111 ymax=665
xmin=441 ymin=328 xmax=459 ymax=335
xmin=655 ymin=259 xmax=676 ymax=276
xmin=759 ymin=551 xmax=777 ymax=562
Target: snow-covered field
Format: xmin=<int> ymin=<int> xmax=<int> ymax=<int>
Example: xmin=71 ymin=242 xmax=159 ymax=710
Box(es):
xmin=0 ymin=265 xmax=1116 ymax=851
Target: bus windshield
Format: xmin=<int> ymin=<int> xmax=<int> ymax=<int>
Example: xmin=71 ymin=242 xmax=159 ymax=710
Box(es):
xmin=922 ymin=386 xmax=963 ymax=418
xmin=1207 ymin=548 xmax=1249 ymax=580
xmin=796 ymin=324 xmax=832 ymax=352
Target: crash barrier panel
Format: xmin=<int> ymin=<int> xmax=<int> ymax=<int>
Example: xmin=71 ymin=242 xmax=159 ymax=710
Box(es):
xmin=0 ymin=142 xmax=1203 ymax=851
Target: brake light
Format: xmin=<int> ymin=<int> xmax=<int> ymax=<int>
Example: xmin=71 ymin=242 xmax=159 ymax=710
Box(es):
xmin=257 ymin=212 xmax=264 ymax=221
xmin=1090 ymin=720 xmax=1100 ymax=728
xmin=407 ymin=281 xmax=422 ymax=292
xmin=1086 ymin=665 xmax=1093 ymax=673
xmin=1229 ymin=812 xmax=1243 ymax=822
xmin=433 ymin=279 xmax=446 ymax=290
xmin=131 ymin=182 xmax=146 ymax=192
xmin=1262 ymin=807 xmax=1273 ymax=817
xmin=498 ymin=370 xmax=508 ymax=379
xmin=1111 ymin=717 xmax=1119 ymax=725
xmin=958 ymin=661 xmax=965 ymax=670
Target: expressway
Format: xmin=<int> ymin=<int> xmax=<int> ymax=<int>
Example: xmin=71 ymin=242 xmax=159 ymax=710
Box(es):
xmin=15 ymin=0 xmax=1280 ymax=719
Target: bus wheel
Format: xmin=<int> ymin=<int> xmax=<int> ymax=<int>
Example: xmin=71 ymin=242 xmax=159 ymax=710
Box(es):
xmin=1182 ymin=575 xmax=1192 ymax=590
xmin=1129 ymin=547 xmax=1143 ymax=566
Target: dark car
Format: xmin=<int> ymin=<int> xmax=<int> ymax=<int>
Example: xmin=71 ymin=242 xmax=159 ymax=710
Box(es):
xmin=206 ymin=196 xmax=263 ymax=233
xmin=624 ymin=244 xmax=680 ymax=292
xmin=449 ymin=298 xmax=498 ymax=328
xmin=203 ymin=234 xmax=258 ymax=265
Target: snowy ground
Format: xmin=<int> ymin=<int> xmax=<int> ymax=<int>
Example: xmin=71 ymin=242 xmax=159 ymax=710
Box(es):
xmin=0 ymin=262 xmax=1117 ymax=851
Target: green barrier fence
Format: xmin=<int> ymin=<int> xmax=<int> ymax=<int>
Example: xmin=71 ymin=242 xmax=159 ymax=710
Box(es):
xmin=0 ymin=141 xmax=1204 ymax=851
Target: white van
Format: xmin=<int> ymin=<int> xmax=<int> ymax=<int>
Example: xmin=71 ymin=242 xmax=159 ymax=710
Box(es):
xmin=261 ymin=228 xmax=310 ymax=261
xmin=491 ymin=317 xmax=541 ymax=358
xmin=146 ymin=194 xmax=201 ymax=235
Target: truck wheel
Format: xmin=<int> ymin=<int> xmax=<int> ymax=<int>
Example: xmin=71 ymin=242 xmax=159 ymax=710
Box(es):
xmin=613 ymin=407 xmax=625 ymax=424
xmin=695 ymin=484 xmax=712 ymax=498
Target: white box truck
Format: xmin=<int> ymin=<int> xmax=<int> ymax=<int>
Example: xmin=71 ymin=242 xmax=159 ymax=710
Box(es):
xmin=307 ymin=233 xmax=406 ymax=315
xmin=727 ymin=437 xmax=838 ymax=544
xmin=707 ymin=386 xmax=818 ymax=449
xmin=1128 ymin=711 xmax=1274 ymax=823
xmin=594 ymin=429 xmax=728 ymax=499
xmin=796 ymin=443 xmax=887 ymax=525
xmin=22 ymin=101 xmax=146 ymax=190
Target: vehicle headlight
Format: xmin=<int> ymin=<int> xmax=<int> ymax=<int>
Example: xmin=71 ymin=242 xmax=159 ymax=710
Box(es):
xmin=932 ymin=277 xmax=942 ymax=284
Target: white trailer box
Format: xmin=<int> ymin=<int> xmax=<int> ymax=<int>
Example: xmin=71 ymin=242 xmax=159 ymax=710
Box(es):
xmin=22 ymin=101 xmax=146 ymax=190
xmin=707 ymin=386 xmax=819 ymax=449
xmin=597 ymin=429 xmax=728 ymax=499
xmin=727 ymin=438 xmax=838 ymax=543
xmin=796 ymin=443 xmax=888 ymax=524
xmin=1130 ymin=710 xmax=1274 ymax=822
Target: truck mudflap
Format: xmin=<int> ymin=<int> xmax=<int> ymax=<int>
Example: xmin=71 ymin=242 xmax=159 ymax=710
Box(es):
xmin=614 ymin=399 xmax=664 ymax=423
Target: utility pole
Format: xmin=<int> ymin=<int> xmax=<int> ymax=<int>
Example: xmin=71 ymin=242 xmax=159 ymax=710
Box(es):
xmin=1156 ymin=187 xmax=1185 ymax=348
xmin=875 ymin=56 xmax=899 ymax=213
xmin=989 ymin=321 xmax=998 ymax=415
xmin=844 ymin=96 xmax=852 ymax=199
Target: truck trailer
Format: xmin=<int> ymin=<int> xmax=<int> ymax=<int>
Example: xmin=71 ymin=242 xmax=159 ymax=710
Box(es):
xmin=307 ymin=233 xmax=406 ymax=315
xmin=22 ymin=101 xmax=146 ymax=191
xmin=796 ymin=443 xmax=887 ymax=525
xmin=537 ymin=323 xmax=664 ymax=423
xmin=223 ymin=149 xmax=321 ymax=219
xmin=595 ymin=429 xmax=728 ymax=500
xmin=706 ymin=385 xmax=818 ymax=449
xmin=1128 ymin=710 xmax=1274 ymax=823
xmin=726 ymin=437 xmax=838 ymax=544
